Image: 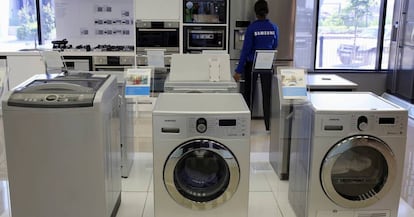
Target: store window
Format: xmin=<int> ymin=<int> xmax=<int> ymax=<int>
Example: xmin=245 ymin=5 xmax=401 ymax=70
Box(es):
xmin=0 ymin=0 xmax=56 ymax=51
xmin=298 ymin=0 xmax=394 ymax=71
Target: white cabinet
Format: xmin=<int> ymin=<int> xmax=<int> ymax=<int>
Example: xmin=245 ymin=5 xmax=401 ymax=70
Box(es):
xmin=7 ymin=55 xmax=45 ymax=89
xmin=135 ymin=0 xmax=180 ymax=20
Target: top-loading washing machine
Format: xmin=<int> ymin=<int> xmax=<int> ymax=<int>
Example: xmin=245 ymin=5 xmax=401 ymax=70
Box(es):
xmin=152 ymin=93 xmax=250 ymax=217
xmin=2 ymin=74 xmax=122 ymax=217
xmin=288 ymin=92 xmax=408 ymax=217
xmin=60 ymin=71 xmax=134 ymax=177
xmin=163 ymin=53 xmax=238 ymax=93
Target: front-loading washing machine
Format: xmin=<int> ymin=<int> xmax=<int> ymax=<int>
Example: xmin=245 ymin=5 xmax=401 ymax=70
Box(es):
xmin=288 ymin=92 xmax=408 ymax=217
xmin=152 ymin=93 xmax=250 ymax=217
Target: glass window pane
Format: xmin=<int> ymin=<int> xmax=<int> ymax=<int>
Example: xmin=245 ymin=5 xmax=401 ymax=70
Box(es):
xmin=0 ymin=0 xmax=38 ymax=50
xmin=294 ymin=0 xmax=316 ymax=69
xmin=40 ymin=0 xmax=56 ymax=47
xmin=381 ymin=0 xmax=395 ymax=69
xmin=316 ymin=0 xmax=382 ymax=70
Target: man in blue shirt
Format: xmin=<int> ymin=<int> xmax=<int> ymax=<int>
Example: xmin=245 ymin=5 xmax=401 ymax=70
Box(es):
xmin=233 ymin=0 xmax=279 ymax=131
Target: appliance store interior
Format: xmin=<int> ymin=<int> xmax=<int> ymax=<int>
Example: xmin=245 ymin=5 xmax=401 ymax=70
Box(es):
xmin=0 ymin=0 xmax=414 ymax=217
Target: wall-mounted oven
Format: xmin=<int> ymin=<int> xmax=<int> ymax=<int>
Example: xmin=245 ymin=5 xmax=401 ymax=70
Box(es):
xmin=93 ymin=56 xmax=135 ymax=71
xmin=183 ymin=0 xmax=227 ymax=24
xmin=136 ymin=20 xmax=180 ymax=66
xmin=136 ymin=21 xmax=179 ymax=54
xmin=183 ymin=26 xmax=226 ymax=53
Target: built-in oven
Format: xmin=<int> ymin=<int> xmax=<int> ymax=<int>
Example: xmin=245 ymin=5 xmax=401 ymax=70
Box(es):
xmin=136 ymin=21 xmax=179 ymax=55
xmin=183 ymin=0 xmax=227 ymax=24
xmin=62 ymin=56 xmax=93 ymax=71
xmin=184 ymin=26 xmax=226 ymax=53
xmin=93 ymin=56 xmax=135 ymax=71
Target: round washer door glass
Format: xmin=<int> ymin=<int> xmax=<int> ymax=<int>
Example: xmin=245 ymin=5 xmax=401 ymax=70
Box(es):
xmin=163 ymin=139 xmax=240 ymax=210
xmin=321 ymin=135 xmax=396 ymax=208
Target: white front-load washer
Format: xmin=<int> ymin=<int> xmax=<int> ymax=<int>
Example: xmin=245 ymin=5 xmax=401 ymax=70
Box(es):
xmin=153 ymin=93 xmax=250 ymax=217
xmin=288 ymin=92 xmax=408 ymax=217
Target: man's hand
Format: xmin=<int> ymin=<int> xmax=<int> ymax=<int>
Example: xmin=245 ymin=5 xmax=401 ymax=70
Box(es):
xmin=233 ymin=73 xmax=241 ymax=82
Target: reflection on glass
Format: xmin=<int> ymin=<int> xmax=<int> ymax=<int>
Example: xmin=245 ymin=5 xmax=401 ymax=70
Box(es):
xmin=331 ymin=146 xmax=388 ymax=201
xmin=174 ymin=149 xmax=230 ymax=203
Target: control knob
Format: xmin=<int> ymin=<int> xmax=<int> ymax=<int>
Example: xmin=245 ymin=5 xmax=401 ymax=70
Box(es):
xmin=357 ymin=116 xmax=368 ymax=131
xmin=196 ymin=118 xmax=207 ymax=133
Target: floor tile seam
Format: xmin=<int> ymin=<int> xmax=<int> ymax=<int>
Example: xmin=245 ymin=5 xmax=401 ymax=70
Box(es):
xmin=269 ymin=188 xmax=286 ymax=217
xmin=140 ymin=191 xmax=150 ymax=217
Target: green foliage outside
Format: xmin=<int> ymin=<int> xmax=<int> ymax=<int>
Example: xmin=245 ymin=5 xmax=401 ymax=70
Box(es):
xmin=16 ymin=3 xmax=55 ymax=41
xmin=319 ymin=0 xmax=377 ymax=34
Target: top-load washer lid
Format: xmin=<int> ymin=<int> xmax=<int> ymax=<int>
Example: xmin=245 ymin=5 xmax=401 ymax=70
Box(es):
xmin=7 ymin=75 xmax=108 ymax=108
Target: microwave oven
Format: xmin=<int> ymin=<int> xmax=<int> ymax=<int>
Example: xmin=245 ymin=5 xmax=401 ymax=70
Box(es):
xmin=183 ymin=0 xmax=227 ymax=24
xmin=184 ymin=26 xmax=226 ymax=53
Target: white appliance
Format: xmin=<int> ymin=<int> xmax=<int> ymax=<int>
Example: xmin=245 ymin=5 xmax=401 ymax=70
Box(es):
xmin=153 ymin=93 xmax=250 ymax=217
xmin=288 ymin=92 xmax=408 ymax=217
xmin=164 ymin=54 xmax=237 ymax=93
xmin=2 ymin=74 xmax=122 ymax=217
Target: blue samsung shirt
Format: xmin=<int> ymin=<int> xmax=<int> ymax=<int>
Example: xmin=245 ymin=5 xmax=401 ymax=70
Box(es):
xmin=235 ymin=19 xmax=279 ymax=74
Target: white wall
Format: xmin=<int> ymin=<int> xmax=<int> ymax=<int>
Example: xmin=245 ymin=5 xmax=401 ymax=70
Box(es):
xmin=55 ymin=0 xmax=134 ymax=46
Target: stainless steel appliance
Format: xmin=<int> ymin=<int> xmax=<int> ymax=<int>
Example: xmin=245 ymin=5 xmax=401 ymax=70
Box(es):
xmin=183 ymin=0 xmax=227 ymax=24
xmin=3 ymin=74 xmax=121 ymax=217
xmin=288 ymin=92 xmax=407 ymax=217
xmin=184 ymin=26 xmax=226 ymax=53
xmin=269 ymin=74 xmax=358 ymax=180
xmin=93 ymin=56 xmax=135 ymax=71
xmin=387 ymin=0 xmax=414 ymax=103
xmin=135 ymin=20 xmax=179 ymax=65
xmin=62 ymin=71 xmax=134 ymax=178
xmin=153 ymin=93 xmax=250 ymax=217
xmin=229 ymin=0 xmax=296 ymax=117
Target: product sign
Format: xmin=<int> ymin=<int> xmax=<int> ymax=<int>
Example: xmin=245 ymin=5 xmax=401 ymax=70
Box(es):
xmin=278 ymin=67 xmax=307 ymax=99
xmin=125 ymin=68 xmax=151 ymax=96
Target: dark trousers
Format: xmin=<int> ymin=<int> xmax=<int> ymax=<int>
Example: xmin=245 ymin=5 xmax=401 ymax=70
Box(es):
xmin=242 ymin=61 xmax=272 ymax=131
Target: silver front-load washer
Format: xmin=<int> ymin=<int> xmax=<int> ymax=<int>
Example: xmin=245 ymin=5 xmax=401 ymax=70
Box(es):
xmin=153 ymin=93 xmax=250 ymax=217
xmin=3 ymin=74 xmax=121 ymax=217
xmin=269 ymin=74 xmax=358 ymax=180
xmin=288 ymin=92 xmax=408 ymax=217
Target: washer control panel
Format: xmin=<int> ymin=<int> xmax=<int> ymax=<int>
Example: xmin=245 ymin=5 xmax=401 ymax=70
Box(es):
xmin=188 ymin=116 xmax=249 ymax=138
xmin=8 ymin=93 xmax=95 ymax=108
xmin=156 ymin=115 xmax=250 ymax=139
xmin=316 ymin=112 xmax=407 ymax=136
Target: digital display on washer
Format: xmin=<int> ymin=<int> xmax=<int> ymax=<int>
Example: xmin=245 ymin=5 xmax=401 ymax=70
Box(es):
xmin=379 ymin=117 xmax=395 ymax=124
xmin=219 ymin=119 xmax=236 ymax=126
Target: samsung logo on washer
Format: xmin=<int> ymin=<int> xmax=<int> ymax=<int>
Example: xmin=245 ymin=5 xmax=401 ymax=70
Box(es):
xmin=164 ymin=120 xmax=176 ymax=122
xmin=254 ymin=31 xmax=275 ymax=36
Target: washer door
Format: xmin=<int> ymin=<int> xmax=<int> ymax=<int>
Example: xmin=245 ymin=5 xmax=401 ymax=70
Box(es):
xmin=320 ymin=135 xmax=396 ymax=208
xmin=164 ymin=139 xmax=240 ymax=210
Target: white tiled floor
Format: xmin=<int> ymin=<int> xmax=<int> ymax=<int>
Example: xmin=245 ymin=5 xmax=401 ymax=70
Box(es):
xmin=0 ymin=113 xmax=413 ymax=217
